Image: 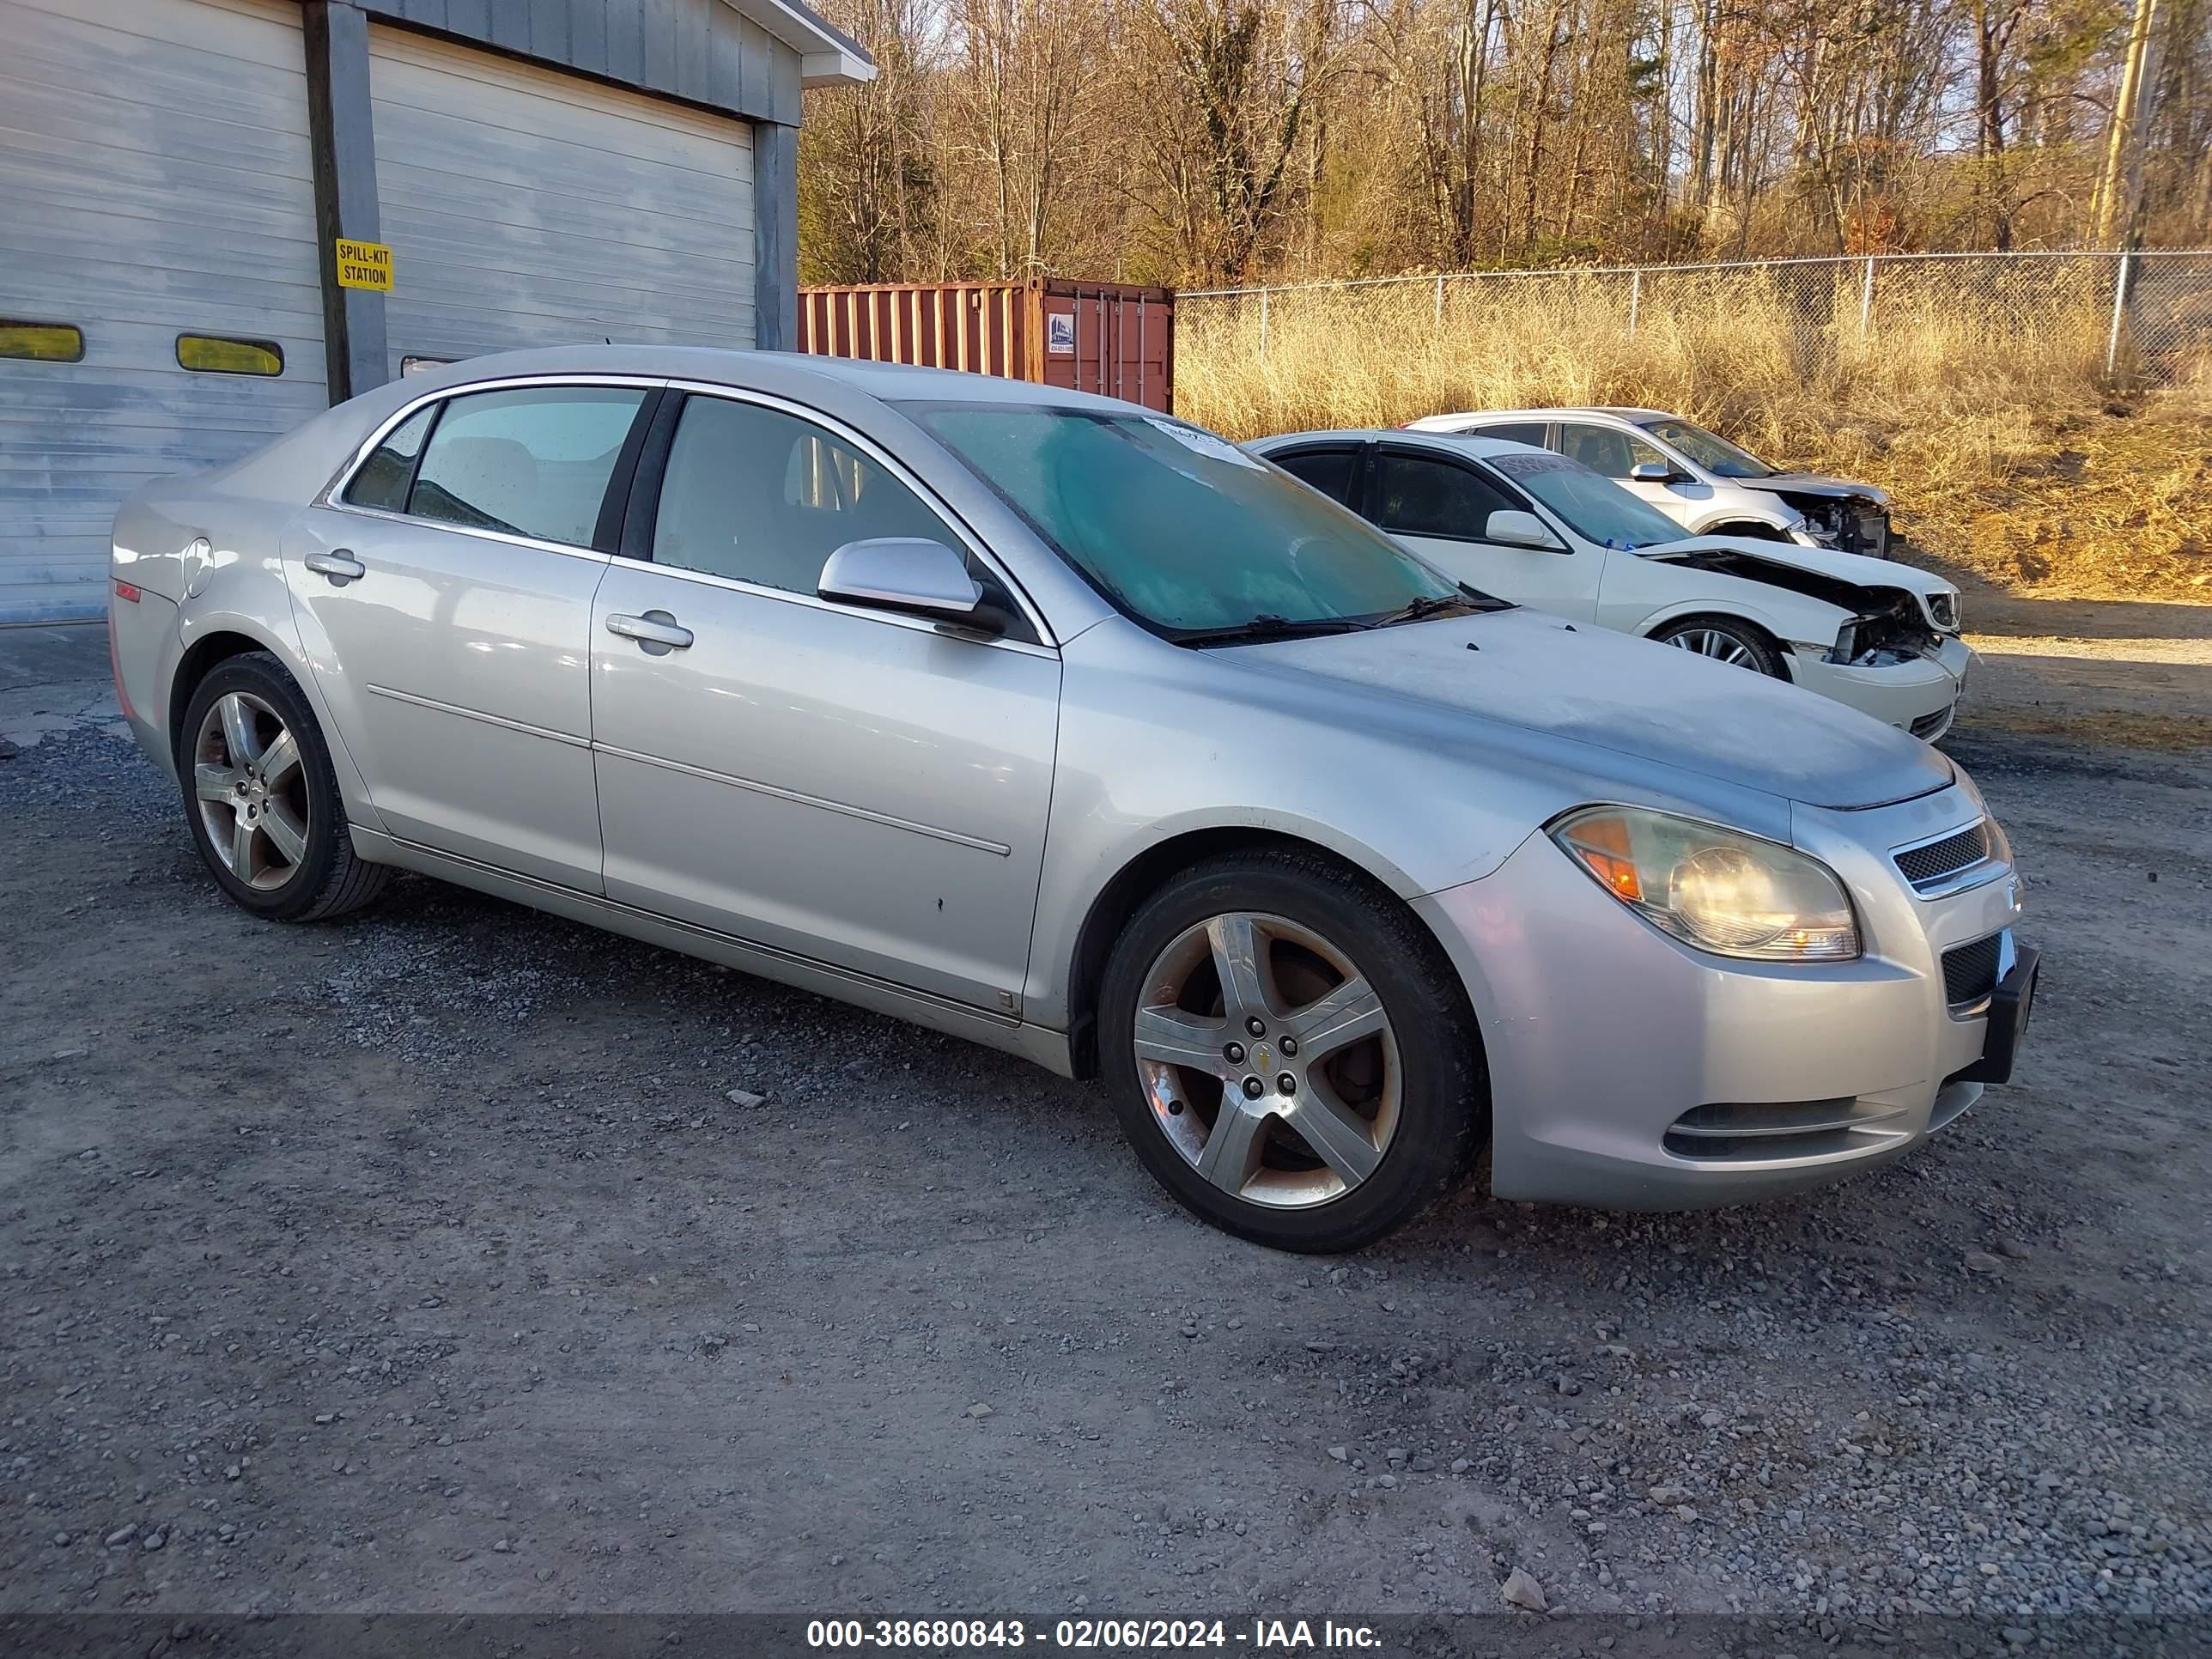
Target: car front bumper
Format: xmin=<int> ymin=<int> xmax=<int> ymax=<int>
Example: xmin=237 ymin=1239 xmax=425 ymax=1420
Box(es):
xmin=1789 ymin=635 xmax=1972 ymax=737
xmin=1413 ymin=783 xmax=2027 ymax=1209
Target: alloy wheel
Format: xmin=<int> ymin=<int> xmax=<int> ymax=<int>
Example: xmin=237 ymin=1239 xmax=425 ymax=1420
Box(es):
xmin=191 ymin=691 xmax=310 ymax=891
xmin=1664 ymin=627 xmax=1760 ymax=668
xmin=1132 ymin=911 xmax=1401 ymax=1209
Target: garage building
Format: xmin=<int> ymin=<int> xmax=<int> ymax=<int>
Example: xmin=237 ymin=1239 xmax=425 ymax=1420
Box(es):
xmin=0 ymin=0 xmax=871 ymax=623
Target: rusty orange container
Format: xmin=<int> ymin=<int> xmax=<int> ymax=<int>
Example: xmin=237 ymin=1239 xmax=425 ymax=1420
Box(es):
xmin=796 ymin=277 xmax=1176 ymax=412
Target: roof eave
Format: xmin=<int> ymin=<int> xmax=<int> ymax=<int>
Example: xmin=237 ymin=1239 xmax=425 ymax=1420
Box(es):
xmin=720 ymin=0 xmax=878 ymax=88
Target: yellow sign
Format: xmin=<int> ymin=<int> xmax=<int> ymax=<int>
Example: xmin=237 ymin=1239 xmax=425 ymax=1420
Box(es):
xmin=335 ymin=238 xmax=393 ymax=292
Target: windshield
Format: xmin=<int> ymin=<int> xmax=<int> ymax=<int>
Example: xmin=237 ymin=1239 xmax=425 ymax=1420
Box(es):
xmin=1638 ymin=417 xmax=1772 ymax=479
xmin=901 ymin=403 xmax=1465 ymax=634
xmin=1485 ymin=450 xmax=1689 ymax=550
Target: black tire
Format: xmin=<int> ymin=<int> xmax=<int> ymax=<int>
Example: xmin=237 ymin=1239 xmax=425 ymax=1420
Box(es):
xmin=1098 ymin=848 xmax=1486 ymax=1253
xmin=174 ymin=651 xmax=391 ymax=922
xmin=1648 ymin=613 xmax=1789 ymax=678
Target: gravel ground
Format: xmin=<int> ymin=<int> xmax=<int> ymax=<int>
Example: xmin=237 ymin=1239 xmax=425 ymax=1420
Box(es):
xmin=2 ymin=690 xmax=2208 ymax=1644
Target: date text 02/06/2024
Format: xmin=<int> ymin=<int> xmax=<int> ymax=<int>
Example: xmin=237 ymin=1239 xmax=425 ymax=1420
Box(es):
xmin=805 ymin=1619 xmax=1385 ymax=1650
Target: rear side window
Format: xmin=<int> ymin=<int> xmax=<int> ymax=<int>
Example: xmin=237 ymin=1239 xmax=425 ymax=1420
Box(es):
xmin=1472 ymin=422 xmax=1546 ymax=447
xmin=343 ymin=405 xmax=436 ymax=513
xmin=408 ymin=386 xmax=647 ymax=546
xmin=652 ymin=396 xmax=953 ymax=594
xmin=1372 ymin=450 xmax=1520 ymax=540
xmin=1271 ymin=446 xmax=1358 ymax=504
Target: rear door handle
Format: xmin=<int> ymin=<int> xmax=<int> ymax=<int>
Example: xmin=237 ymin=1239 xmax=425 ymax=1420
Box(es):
xmin=305 ymin=550 xmax=366 ymax=586
xmin=605 ymin=611 xmax=694 ymax=654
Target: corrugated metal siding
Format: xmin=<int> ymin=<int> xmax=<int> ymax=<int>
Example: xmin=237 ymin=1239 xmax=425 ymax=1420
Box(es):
xmin=358 ymin=0 xmax=799 ymax=125
xmin=0 ymin=0 xmax=327 ymax=622
xmin=368 ymin=25 xmax=757 ymax=373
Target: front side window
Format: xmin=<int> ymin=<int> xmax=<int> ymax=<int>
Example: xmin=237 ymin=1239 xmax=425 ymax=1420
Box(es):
xmin=1372 ymin=451 xmax=1520 ymax=541
xmin=1270 ymin=446 xmax=1358 ymax=504
xmin=1638 ymin=417 xmax=1771 ymax=479
xmin=343 ymin=404 xmax=436 ymax=513
xmin=408 ymin=386 xmax=646 ymax=546
xmin=653 ymin=396 xmax=954 ymax=593
xmin=904 ymin=404 xmax=1458 ymax=634
xmin=1486 ymin=450 xmax=1688 ymax=549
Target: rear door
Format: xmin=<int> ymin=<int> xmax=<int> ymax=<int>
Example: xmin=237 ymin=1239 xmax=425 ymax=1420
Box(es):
xmin=1368 ymin=445 xmax=1601 ymax=621
xmin=285 ymin=380 xmax=657 ymax=890
xmin=587 ymin=389 xmax=1060 ymax=1013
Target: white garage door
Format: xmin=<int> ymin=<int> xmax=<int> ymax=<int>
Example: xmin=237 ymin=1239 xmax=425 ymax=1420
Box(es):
xmin=369 ymin=27 xmax=756 ymax=376
xmin=0 ymin=0 xmax=326 ymax=623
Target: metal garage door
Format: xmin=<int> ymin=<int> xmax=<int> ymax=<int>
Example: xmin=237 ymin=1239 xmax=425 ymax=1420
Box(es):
xmin=368 ymin=27 xmax=757 ymax=375
xmin=0 ymin=0 xmax=326 ymax=623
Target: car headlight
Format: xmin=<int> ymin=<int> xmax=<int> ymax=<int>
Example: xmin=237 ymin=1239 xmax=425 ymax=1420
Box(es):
xmin=1550 ymin=805 xmax=1861 ymax=961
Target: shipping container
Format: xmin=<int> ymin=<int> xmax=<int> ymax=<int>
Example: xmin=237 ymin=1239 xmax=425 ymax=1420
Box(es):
xmin=796 ymin=277 xmax=1176 ymax=412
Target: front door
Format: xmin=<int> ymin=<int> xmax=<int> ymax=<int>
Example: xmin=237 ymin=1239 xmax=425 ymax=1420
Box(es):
xmin=286 ymin=382 xmax=653 ymax=890
xmin=588 ymin=391 xmax=1060 ymax=1012
xmin=1368 ymin=445 xmax=1602 ymax=621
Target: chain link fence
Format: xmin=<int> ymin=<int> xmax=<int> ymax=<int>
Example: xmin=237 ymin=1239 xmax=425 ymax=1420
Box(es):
xmin=1183 ymin=251 xmax=2212 ymax=385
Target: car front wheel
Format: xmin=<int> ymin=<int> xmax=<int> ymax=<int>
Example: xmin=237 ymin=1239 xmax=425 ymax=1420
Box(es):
xmin=1649 ymin=615 xmax=1787 ymax=678
xmin=176 ymin=651 xmax=390 ymax=921
xmin=1099 ymin=849 xmax=1486 ymax=1252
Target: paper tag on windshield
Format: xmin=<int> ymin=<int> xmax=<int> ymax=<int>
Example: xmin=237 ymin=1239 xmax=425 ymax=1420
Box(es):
xmin=1144 ymin=416 xmax=1264 ymax=470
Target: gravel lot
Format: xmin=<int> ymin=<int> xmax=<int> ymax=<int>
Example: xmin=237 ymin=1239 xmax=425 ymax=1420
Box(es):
xmin=2 ymin=639 xmax=2208 ymax=1646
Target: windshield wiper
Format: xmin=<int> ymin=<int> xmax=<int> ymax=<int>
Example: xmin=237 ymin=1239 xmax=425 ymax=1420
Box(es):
xmin=1370 ymin=591 xmax=1511 ymax=627
xmin=1171 ymin=613 xmax=1374 ymax=648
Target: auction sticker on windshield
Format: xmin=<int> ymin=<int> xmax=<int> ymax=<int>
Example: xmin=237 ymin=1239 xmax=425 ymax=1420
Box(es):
xmin=1145 ymin=417 xmax=1263 ymax=469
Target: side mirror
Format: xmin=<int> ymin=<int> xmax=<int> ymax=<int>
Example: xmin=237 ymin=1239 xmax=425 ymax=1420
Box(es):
xmin=1485 ymin=508 xmax=1567 ymax=550
xmin=817 ymin=538 xmax=988 ymax=624
xmin=1628 ymin=460 xmax=1678 ymax=483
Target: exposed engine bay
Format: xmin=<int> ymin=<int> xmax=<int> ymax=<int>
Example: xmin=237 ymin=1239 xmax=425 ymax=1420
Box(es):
xmin=1778 ymin=489 xmax=1890 ymax=557
xmin=1646 ymin=547 xmax=1951 ymax=665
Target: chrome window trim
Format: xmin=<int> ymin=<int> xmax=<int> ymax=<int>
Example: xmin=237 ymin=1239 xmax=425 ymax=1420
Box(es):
xmin=328 ymin=501 xmax=617 ymax=568
xmin=657 ymin=378 xmax=1060 ymax=650
xmin=594 ymin=553 xmax=1060 ymax=662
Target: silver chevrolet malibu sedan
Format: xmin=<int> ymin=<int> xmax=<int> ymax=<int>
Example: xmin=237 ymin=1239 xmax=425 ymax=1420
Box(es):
xmin=109 ymin=348 xmax=2039 ymax=1252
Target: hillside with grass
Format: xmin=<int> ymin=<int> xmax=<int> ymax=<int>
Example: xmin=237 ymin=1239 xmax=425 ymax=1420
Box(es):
xmin=1176 ymin=278 xmax=2212 ymax=605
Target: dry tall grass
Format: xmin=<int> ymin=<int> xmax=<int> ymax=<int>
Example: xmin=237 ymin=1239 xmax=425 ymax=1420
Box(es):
xmin=1178 ymin=268 xmax=2212 ymax=600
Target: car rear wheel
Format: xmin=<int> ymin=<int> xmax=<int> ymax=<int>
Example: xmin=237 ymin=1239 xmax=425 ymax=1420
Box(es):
xmin=1098 ymin=849 xmax=1485 ymax=1252
xmin=176 ymin=652 xmax=390 ymax=922
xmin=1650 ymin=615 xmax=1787 ymax=678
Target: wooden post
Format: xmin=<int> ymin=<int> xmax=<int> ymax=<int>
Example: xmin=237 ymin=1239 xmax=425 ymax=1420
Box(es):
xmin=1858 ymin=257 xmax=1875 ymax=340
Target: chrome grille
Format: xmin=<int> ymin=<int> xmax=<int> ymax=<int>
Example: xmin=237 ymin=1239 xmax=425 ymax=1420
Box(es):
xmin=1895 ymin=823 xmax=1990 ymax=889
xmin=1942 ymin=933 xmax=2004 ymax=1007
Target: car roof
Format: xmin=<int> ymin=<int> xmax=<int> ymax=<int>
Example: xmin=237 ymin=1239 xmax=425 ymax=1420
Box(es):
xmin=1416 ymin=406 xmax=1675 ymax=424
xmin=1250 ymin=428 xmax=1552 ymax=459
xmin=399 ymin=343 xmax=1140 ymax=414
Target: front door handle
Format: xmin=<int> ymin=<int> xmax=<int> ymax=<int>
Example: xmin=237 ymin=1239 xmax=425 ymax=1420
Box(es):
xmin=306 ymin=550 xmax=366 ymax=586
xmin=605 ymin=610 xmax=694 ymax=654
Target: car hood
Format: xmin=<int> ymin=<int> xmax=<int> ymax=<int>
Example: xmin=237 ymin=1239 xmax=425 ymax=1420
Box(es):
xmin=1734 ymin=472 xmax=1890 ymax=507
xmin=1224 ymin=609 xmax=1954 ymax=811
xmin=1640 ymin=534 xmax=1948 ymax=597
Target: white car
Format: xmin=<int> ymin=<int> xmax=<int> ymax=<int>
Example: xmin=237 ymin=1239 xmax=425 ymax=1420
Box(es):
xmin=1403 ymin=406 xmax=1893 ymax=558
xmin=1246 ymin=429 xmax=1971 ymax=739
